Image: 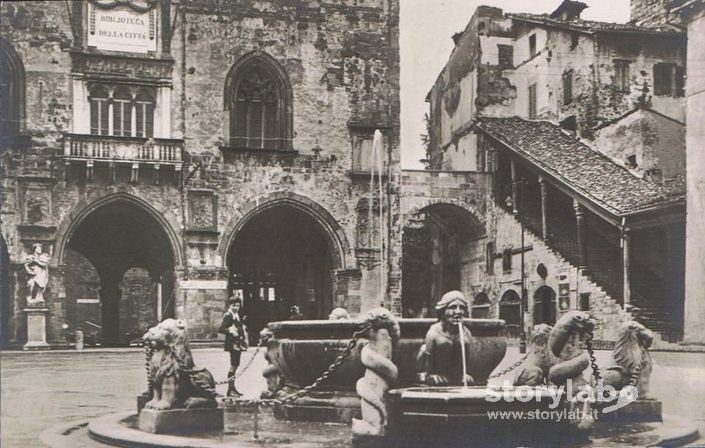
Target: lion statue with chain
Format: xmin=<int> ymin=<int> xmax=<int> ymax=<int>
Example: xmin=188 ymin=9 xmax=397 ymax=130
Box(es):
xmin=602 ymin=320 xmax=653 ymax=399
xmin=514 ymin=324 xmax=557 ymax=386
xmin=143 ymin=319 xmax=218 ymax=410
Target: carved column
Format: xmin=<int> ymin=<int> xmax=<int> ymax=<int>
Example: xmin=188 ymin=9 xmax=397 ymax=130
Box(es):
xmin=539 ymin=175 xmax=549 ymax=241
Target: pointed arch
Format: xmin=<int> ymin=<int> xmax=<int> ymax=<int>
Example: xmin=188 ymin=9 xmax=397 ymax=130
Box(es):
xmin=224 ymin=51 xmax=293 ymax=150
xmin=0 ymin=37 xmax=26 ymax=139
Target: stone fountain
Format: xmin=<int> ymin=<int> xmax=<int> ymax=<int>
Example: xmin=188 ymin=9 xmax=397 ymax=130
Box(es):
xmin=44 ymin=294 xmax=701 ymax=448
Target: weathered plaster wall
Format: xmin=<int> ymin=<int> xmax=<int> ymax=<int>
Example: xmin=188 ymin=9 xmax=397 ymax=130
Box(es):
xmin=684 ymin=9 xmax=705 ymax=344
xmin=593 ymin=109 xmax=685 ymax=180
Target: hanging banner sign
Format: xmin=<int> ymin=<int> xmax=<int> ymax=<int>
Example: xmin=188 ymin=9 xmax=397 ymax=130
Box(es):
xmin=87 ymin=4 xmax=157 ymax=53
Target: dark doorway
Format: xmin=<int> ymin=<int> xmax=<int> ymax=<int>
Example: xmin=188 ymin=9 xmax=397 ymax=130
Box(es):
xmin=500 ymin=290 xmax=521 ymax=338
xmin=533 ymin=285 xmax=557 ymax=325
xmin=66 ymin=199 xmax=176 ymax=346
xmin=402 ymin=204 xmax=484 ymax=318
xmin=227 ymin=204 xmax=335 ymax=342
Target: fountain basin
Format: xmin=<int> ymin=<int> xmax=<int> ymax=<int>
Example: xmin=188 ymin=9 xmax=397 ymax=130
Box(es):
xmin=265 ymin=318 xmax=507 ymax=392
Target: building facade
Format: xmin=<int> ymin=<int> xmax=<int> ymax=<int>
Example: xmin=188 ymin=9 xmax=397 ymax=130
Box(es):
xmin=0 ymin=0 xmax=401 ymax=347
xmin=422 ymin=0 xmax=688 ymax=343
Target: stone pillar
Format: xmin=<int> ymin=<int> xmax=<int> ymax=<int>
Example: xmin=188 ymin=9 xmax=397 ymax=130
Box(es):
xmin=622 ymin=227 xmax=631 ymax=308
xmin=573 ymin=200 xmax=586 ymax=269
xmin=23 ymin=307 xmax=50 ymax=350
xmin=99 ymin=282 xmax=122 ymax=345
xmin=539 ymin=176 xmax=549 ymax=241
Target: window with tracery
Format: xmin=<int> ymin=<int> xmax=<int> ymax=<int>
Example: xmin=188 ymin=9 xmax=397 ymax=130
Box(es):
xmin=0 ymin=38 xmax=25 ymax=141
xmin=226 ymin=55 xmax=291 ymax=150
xmin=88 ymin=84 xmax=155 ymax=138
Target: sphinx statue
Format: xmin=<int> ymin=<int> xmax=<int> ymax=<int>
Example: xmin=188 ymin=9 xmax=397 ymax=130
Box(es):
xmin=602 ymin=319 xmax=654 ymax=399
xmin=417 ymin=291 xmax=475 ymax=386
xmin=514 ymin=323 xmax=557 ymax=386
xmin=548 ymin=311 xmax=596 ymax=429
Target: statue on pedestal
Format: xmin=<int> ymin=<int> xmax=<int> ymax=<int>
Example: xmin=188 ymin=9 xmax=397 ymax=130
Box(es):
xmin=514 ymin=323 xmax=557 ymax=386
xmin=24 ymin=243 xmax=50 ymax=306
xmin=417 ymin=291 xmax=475 ymax=386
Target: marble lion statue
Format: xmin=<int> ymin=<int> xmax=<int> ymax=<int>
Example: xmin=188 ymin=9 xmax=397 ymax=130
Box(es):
xmin=143 ymin=319 xmax=218 ymax=410
xmin=514 ymin=324 xmax=557 ymax=386
xmin=602 ymin=320 xmax=654 ymax=398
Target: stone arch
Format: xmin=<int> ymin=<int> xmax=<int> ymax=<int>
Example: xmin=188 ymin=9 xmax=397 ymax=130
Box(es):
xmin=0 ymin=36 xmax=26 ymax=136
xmin=54 ymin=192 xmax=184 ymax=267
xmin=402 ymin=198 xmax=485 ymax=232
xmin=218 ymin=191 xmax=351 ymax=270
xmin=533 ymin=284 xmax=557 ymax=325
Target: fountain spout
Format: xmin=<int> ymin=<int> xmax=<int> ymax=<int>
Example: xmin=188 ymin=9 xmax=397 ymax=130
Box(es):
xmin=458 ymin=320 xmax=467 ymax=388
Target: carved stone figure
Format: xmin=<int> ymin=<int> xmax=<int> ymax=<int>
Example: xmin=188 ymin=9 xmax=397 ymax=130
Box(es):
xmin=602 ymin=320 xmax=654 ymax=399
xmin=548 ymin=311 xmax=596 ymax=430
xmin=259 ymin=327 xmax=282 ymax=399
xmin=143 ymin=319 xmax=218 ymax=410
xmin=353 ymin=307 xmax=400 ymax=438
xmin=514 ymin=323 xmax=557 ymax=386
xmin=24 ymin=243 xmax=50 ymax=306
xmin=417 ymin=291 xmax=475 ymax=386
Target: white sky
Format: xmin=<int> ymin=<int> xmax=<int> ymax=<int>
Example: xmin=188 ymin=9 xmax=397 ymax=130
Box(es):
xmin=399 ymin=0 xmax=631 ymax=168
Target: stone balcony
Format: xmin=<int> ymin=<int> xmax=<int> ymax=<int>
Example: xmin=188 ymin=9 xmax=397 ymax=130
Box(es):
xmin=61 ymin=133 xmax=184 ymax=184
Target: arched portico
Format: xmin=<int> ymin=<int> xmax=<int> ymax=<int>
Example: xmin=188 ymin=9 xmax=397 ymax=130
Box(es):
xmin=220 ymin=192 xmax=351 ymax=340
xmin=55 ymin=192 xmax=182 ymax=345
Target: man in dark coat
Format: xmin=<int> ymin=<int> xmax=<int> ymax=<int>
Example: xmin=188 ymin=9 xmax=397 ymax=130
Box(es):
xmin=219 ymin=297 xmax=248 ymax=397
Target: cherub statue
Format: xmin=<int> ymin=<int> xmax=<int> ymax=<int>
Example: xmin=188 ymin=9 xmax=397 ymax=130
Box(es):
xmin=25 ymin=243 xmax=50 ymax=306
xmin=417 ymin=290 xmax=475 ymax=386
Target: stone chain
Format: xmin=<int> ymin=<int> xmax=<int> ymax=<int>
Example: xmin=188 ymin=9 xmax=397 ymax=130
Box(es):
xmin=487 ymin=351 xmax=530 ymax=380
xmin=223 ymin=324 xmax=372 ymax=407
xmin=584 ymin=330 xmax=605 ymax=418
xmin=144 ymin=344 xmax=153 ymax=395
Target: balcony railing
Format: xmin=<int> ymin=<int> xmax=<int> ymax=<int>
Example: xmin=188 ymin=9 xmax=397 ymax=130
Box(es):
xmin=63 ymin=134 xmax=183 ymax=163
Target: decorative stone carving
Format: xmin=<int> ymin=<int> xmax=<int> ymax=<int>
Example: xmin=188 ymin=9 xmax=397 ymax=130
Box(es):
xmin=417 ymin=291 xmax=476 ymax=386
xmin=188 ymin=190 xmax=217 ymax=231
xmin=602 ymin=320 xmax=654 ymax=399
xmin=71 ymin=51 xmax=174 ymax=81
xmin=142 ymin=319 xmax=218 ymax=410
xmin=352 ymin=307 xmax=400 ymax=438
xmin=24 ymin=243 xmax=50 ymax=306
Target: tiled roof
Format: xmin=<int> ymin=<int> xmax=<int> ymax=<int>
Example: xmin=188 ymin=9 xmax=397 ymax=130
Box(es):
xmin=474 ymin=117 xmax=685 ymax=216
xmin=507 ymin=12 xmax=684 ymax=35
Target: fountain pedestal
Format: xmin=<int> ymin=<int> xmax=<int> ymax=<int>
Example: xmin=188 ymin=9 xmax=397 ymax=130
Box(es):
xmin=138 ymin=408 xmax=223 ymax=434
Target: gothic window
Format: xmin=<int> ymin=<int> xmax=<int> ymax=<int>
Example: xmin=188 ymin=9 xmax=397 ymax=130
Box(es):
xmin=0 ymin=38 xmax=25 ymax=141
xmin=529 ymin=34 xmax=537 ymax=58
xmin=88 ymin=84 xmax=155 ymax=138
xmin=225 ymin=53 xmax=292 ymax=151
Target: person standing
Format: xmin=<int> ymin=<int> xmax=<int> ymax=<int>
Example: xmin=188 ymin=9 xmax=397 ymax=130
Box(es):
xmin=219 ymin=297 xmax=248 ymax=397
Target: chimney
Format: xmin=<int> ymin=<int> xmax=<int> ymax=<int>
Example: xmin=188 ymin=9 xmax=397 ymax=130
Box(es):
xmin=550 ymin=0 xmax=589 ymax=20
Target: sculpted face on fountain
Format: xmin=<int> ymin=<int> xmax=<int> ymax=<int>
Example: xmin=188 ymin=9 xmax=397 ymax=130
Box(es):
xmin=418 ymin=291 xmax=476 ymax=386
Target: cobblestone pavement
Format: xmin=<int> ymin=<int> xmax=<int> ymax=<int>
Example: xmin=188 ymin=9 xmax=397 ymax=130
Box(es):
xmin=1 ymin=347 xmax=704 ymax=448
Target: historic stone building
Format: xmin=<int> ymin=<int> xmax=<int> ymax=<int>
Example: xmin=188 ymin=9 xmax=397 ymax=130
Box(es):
xmin=421 ymin=0 xmax=689 ymax=343
xmin=0 ymin=0 xmax=401 ymax=347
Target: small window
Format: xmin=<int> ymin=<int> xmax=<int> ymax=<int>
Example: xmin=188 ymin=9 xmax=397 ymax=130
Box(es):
xmin=89 ymin=85 xmax=110 ymax=136
xmin=654 ymin=63 xmax=685 ymax=97
xmin=626 ymin=154 xmax=638 ymax=168
xmin=497 ymin=44 xmax=514 ymax=69
xmin=614 ymin=59 xmax=631 ymax=92
xmin=502 ymin=247 xmax=513 ymax=272
xmin=486 ymin=241 xmax=495 ymax=274
xmin=529 ymin=34 xmax=537 ymax=57
xmin=570 ymin=33 xmax=579 ymax=50
xmin=563 ymin=70 xmax=573 ymax=105
xmin=528 ymin=83 xmax=537 ymax=119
